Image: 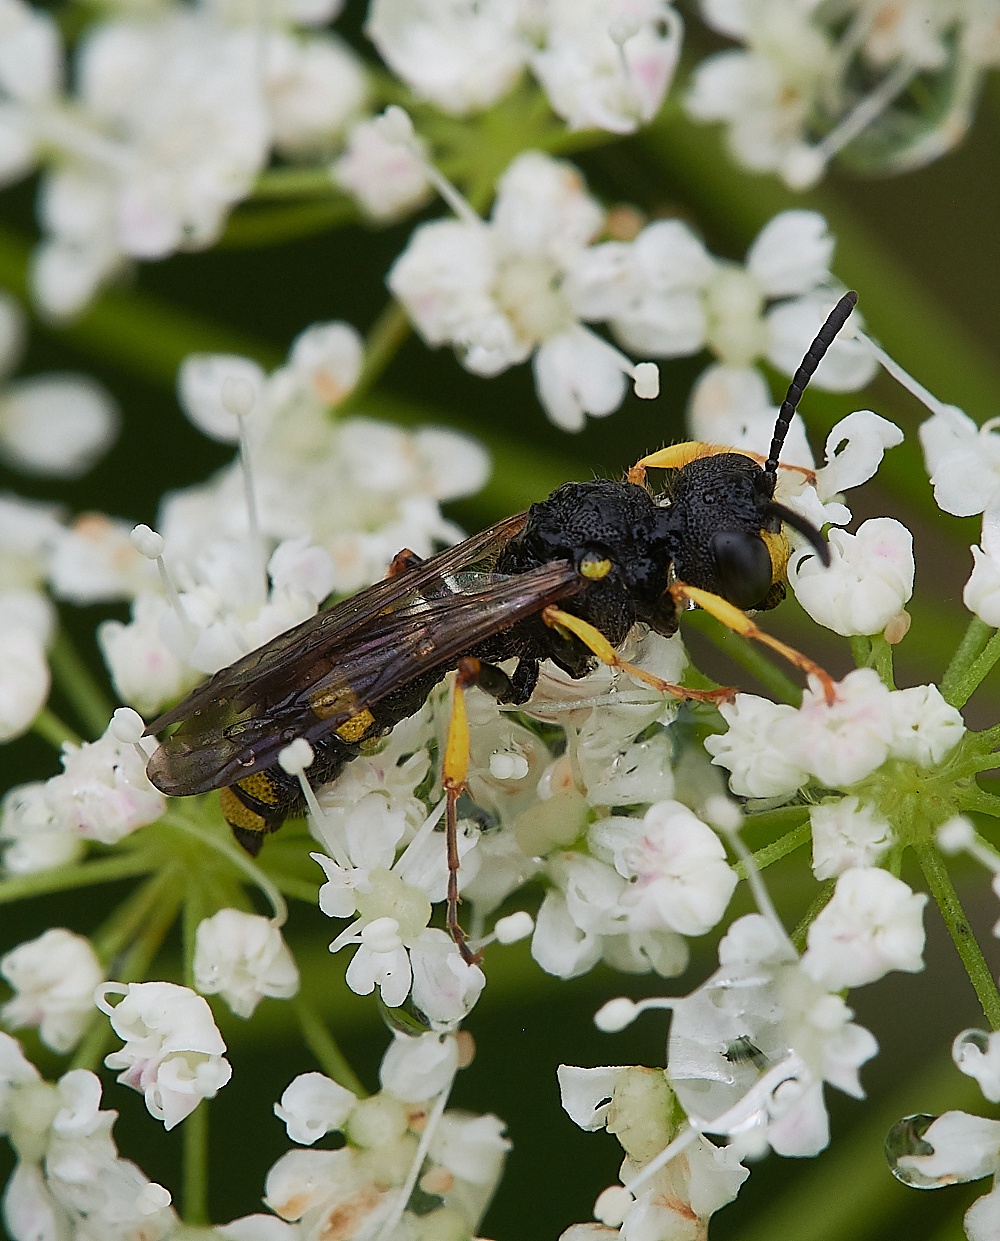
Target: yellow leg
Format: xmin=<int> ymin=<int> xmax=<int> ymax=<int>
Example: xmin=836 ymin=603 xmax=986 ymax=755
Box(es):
xmin=669 ymin=582 xmax=836 ymax=704
xmin=627 ymin=442 xmax=816 ymax=487
xmin=442 ymin=657 xmax=482 ymax=964
xmin=541 ymin=607 xmax=736 ymax=704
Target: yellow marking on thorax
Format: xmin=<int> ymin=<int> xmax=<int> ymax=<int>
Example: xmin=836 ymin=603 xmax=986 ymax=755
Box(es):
xmin=336 ymin=708 xmax=375 ymax=743
xmin=761 ymin=527 xmax=791 ymax=584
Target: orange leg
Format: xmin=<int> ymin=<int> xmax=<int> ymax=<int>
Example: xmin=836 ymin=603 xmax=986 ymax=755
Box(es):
xmin=442 ymin=657 xmax=482 ymax=964
xmin=669 ymin=582 xmax=836 ymax=705
xmin=541 ymin=607 xmax=736 ymax=704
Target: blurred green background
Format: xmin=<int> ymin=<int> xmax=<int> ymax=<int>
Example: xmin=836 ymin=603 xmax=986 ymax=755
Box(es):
xmin=1 ymin=5 xmax=1000 ymax=1238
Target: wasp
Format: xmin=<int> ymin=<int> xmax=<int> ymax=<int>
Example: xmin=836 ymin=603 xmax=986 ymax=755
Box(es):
xmin=146 ymin=291 xmax=857 ymax=959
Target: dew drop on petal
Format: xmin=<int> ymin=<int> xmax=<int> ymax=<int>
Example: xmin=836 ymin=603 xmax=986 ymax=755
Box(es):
xmin=885 ymin=1114 xmax=939 ymax=1187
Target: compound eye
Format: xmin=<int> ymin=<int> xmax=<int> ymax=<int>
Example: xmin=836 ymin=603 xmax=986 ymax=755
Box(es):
xmin=710 ymin=531 xmax=772 ymax=609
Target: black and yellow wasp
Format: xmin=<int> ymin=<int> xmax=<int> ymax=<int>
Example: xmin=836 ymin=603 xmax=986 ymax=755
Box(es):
xmin=145 ymin=291 xmax=856 ymax=957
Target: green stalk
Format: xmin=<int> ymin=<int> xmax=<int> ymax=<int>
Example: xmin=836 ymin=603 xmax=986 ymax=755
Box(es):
xmin=183 ymin=1103 xmax=210 ymax=1227
xmin=914 ymin=839 xmax=1000 ymax=1029
xmin=0 ymin=851 xmax=156 ymax=906
xmin=218 ymin=197 xmax=357 ymax=248
xmin=91 ymin=868 xmax=179 ymax=964
xmin=737 ymin=821 xmax=812 ymax=878
xmin=295 ymin=997 xmax=368 ymax=1097
xmin=263 ymin=870 xmax=321 ymax=904
xmin=48 ymin=630 xmax=114 ymax=738
xmin=791 ymin=879 xmax=836 ymax=952
xmin=741 ymin=805 xmax=813 ymax=835
xmin=31 ymin=707 xmax=81 ymax=750
xmin=253 ymin=167 xmax=339 ymax=198
xmin=338 ymin=301 xmax=412 ymax=415
xmin=941 ymin=628 xmax=1000 ymax=709
xmin=942 ymin=617 xmax=994 ymax=703
xmin=682 ymin=609 xmax=803 ymax=705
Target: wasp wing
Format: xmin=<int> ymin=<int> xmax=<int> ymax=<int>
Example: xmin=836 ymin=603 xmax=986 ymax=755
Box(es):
xmin=146 ymin=556 xmax=581 ymax=796
xmin=145 ymin=511 xmax=529 ymax=736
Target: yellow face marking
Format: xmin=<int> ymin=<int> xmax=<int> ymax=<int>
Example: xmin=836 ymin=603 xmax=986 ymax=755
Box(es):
xmin=235 ymin=771 xmax=281 ymax=806
xmin=579 ymin=555 xmax=612 ymax=580
xmin=309 ymin=683 xmax=357 ymax=720
xmin=335 ymin=708 xmax=375 ymax=743
xmin=760 ymin=527 xmax=791 ymax=584
xmin=220 ymin=786 xmax=268 ymax=834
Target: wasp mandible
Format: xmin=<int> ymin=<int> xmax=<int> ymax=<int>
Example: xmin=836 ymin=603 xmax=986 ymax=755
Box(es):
xmin=146 ymin=291 xmax=858 ymax=960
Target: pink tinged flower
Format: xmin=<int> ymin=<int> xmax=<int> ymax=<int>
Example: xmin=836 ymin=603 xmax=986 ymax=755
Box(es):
xmin=274 ymin=1072 xmax=358 ymax=1145
xmin=43 ymin=719 xmax=165 ymax=845
xmin=408 ymin=929 xmax=485 ymax=1027
xmin=0 ymin=375 xmax=119 ymax=479
xmin=379 ymin=1030 xmax=458 ymax=1102
xmin=365 ymin=0 xmax=528 ymax=115
xmin=0 ymin=928 xmax=103 ymax=1055
xmin=703 ymin=693 xmax=809 ymax=798
xmin=953 ymin=1029 xmax=1000 ymax=1103
xmin=788 ymin=517 xmax=914 ymax=637
xmin=618 ymin=800 xmax=737 ymax=936
xmin=809 ymin=797 xmax=893 ymax=881
xmin=0 ymin=625 xmax=48 ymax=743
xmin=193 ymin=909 xmax=300 ymax=1020
xmin=776 ymin=668 xmax=895 ymax=788
xmin=273 ymin=320 xmax=364 ymax=409
xmin=801 ymin=867 xmax=927 ymax=990
xmin=333 ymin=114 xmax=431 ymax=222
xmin=97 ymin=981 xmax=232 ymax=1130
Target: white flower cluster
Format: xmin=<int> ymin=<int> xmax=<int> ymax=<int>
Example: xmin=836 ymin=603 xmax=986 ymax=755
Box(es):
xmin=391 ymin=164 xmax=878 ymax=432
xmin=0 ymin=928 xmax=103 ymax=1054
xmin=194 ymin=909 xmax=300 ymax=1019
xmin=0 ymin=0 xmax=369 ymax=316
xmin=686 ymin=0 xmax=1000 ymax=189
xmin=0 ymin=1036 xmax=178 ymax=1241
xmin=560 ymin=864 xmax=927 ymax=1234
xmin=269 ymin=1043 xmax=510 ymax=1241
xmin=707 ymin=668 xmax=966 ymax=880
xmin=366 ymin=0 xmax=682 ymax=134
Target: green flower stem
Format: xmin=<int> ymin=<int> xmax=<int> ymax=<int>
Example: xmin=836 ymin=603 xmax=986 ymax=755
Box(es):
xmin=791 ymin=879 xmax=836 ymax=952
xmin=183 ymin=1102 xmax=210 ymax=1227
xmin=338 ymin=301 xmax=412 ymax=415
xmin=942 ymin=617 xmax=995 ymax=704
xmin=253 ymin=166 xmax=339 ymax=198
xmin=183 ymin=882 xmax=205 ymax=991
xmin=737 ymin=821 xmax=812 ymax=879
xmin=263 ymin=870 xmax=320 ymax=904
xmin=941 ymin=628 xmax=1000 ymax=709
xmin=682 ymin=609 xmax=803 ymax=705
xmin=69 ymin=876 xmax=185 ymax=1073
xmin=914 ymin=839 xmax=1000 ymax=1029
xmin=162 ymin=812 xmax=288 ymax=926
xmin=971 ymin=721 xmax=1000 ymax=753
xmin=958 ymin=785 xmax=1000 ymax=818
xmin=295 ymin=997 xmax=368 ymax=1098
xmin=91 ymin=867 xmax=180 ymax=964
xmin=49 ymin=629 xmax=114 ymax=738
xmin=31 ymin=707 xmax=81 ymax=750
xmin=952 ymin=754 xmax=1000 ymax=778
xmin=742 ymin=805 xmax=813 ymax=835
xmin=0 ymin=851 xmax=157 ymax=906
xmin=218 ymin=197 xmax=357 ymax=249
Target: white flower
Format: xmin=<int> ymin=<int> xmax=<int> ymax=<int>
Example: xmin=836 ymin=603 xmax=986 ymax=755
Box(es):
xmin=531 ymin=0 xmax=682 ymax=135
xmin=965 ymin=542 xmax=1000 ymax=626
xmin=389 ymin=150 xmax=656 ymax=431
xmin=48 ymin=513 xmax=151 ymax=604
xmin=920 ymin=405 xmax=1000 ymax=518
xmin=887 ymin=683 xmax=965 ymax=766
xmin=788 ymin=517 xmax=914 ymax=637
xmin=895 ymin=1110 xmax=1000 ymax=1186
xmin=954 ymin=1029 xmax=1000 ymax=1104
xmin=429 ymin=1111 xmax=511 ymax=1185
xmin=379 ymin=1030 xmax=458 ymax=1102
xmin=98 ymin=981 xmax=233 ymax=1130
xmin=408 ymin=929 xmax=485 ymax=1028
xmin=617 ymin=800 xmax=738 ymax=936
xmin=809 ymin=797 xmax=893 ymax=881
xmin=802 ymin=867 xmax=927 ymax=990
xmin=342 ymin=916 xmax=414 ymax=1008
xmin=704 ymin=693 xmax=808 ymax=798
xmin=177 ymin=353 xmax=267 ymax=444
xmin=332 ymin=113 xmax=431 ymax=221
xmin=776 ymin=668 xmax=895 ymax=789
xmin=193 ymin=909 xmax=300 ymax=1019
xmin=365 ymin=0 xmax=528 ymax=115
xmin=44 ymin=718 xmax=165 ymax=845
xmin=0 ymin=781 xmax=84 ymax=874
xmin=274 ymin=1072 xmax=358 ymax=1145
xmin=262 ymin=32 xmax=367 ymax=158
xmin=0 ymin=624 xmax=48 ymax=742
xmin=98 ymin=592 xmax=201 ymax=716
xmin=0 ymin=929 xmax=103 ymax=1054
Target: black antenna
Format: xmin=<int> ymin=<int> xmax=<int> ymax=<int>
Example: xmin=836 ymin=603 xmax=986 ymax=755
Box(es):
xmin=762 ymin=290 xmax=859 ymax=491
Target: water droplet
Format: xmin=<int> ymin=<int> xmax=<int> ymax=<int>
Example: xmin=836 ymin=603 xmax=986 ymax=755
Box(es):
xmin=956 ymin=1029 xmax=991 ymax=1056
xmin=886 ymin=1114 xmax=940 ymax=1187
